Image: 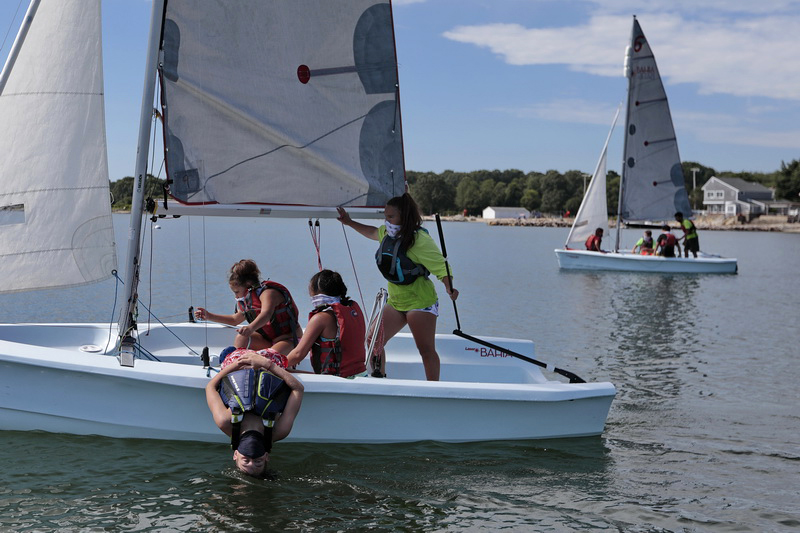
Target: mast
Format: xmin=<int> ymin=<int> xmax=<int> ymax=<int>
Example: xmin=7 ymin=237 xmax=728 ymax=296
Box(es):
xmin=0 ymin=0 xmax=41 ymax=94
xmin=118 ymin=0 xmax=166 ymax=362
xmin=616 ymin=16 xmax=636 ymax=253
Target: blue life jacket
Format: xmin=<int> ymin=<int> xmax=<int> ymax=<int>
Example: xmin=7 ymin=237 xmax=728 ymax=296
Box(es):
xmin=219 ymin=368 xmax=290 ymax=452
xmin=375 ymin=229 xmax=430 ymax=285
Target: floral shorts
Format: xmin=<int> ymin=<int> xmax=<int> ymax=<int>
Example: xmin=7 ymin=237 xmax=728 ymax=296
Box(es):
xmin=220 ymin=347 xmax=288 ymax=370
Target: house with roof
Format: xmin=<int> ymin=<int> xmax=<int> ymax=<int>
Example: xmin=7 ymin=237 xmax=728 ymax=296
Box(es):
xmin=482 ymin=206 xmax=530 ymax=219
xmin=701 ymin=176 xmax=785 ymax=216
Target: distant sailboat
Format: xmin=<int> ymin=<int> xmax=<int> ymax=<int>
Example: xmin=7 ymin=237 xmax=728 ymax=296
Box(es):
xmin=555 ymin=16 xmax=737 ymax=274
xmin=1 ymin=0 xmax=615 ymax=443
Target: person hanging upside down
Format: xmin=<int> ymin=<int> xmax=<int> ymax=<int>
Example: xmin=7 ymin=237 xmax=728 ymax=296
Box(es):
xmin=286 ymin=269 xmax=368 ymax=378
xmin=337 ymin=193 xmax=458 ymax=381
xmin=205 ymin=348 xmax=303 ymax=478
xmin=195 ymin=259 xmax=302 ymax=355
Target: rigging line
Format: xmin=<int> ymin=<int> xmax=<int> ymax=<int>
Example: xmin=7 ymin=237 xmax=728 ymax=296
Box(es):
xmin=340 ymin=222 xmax=366 ymax=313
xmin=137 ymin=299 xmax=200 ymax=356
xmin=202 ymin=214 xmax=208 ymax=348
xmin=133 ymin=343 xmax=161 ymax=362
xmin=146 ymin=219 xmax=155 ymax=335
xmin=0 ymin=0 xmax=25 ymax=54
xmin=309 ymin=219 xmax=322 ymax=271
xmin=188 ymin=215 xmax=193 ymax=322
xmin=106 ymin=270 xmax=122 ymax=353
xmin=144 ymin=108 xmax=160 ymax=336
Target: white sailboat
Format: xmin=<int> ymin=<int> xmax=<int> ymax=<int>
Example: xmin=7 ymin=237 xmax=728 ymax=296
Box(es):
xmin=555 ymin=17 xmax=737 ymax=274
xmin=0 ymin=0 xmax=615 ymax=444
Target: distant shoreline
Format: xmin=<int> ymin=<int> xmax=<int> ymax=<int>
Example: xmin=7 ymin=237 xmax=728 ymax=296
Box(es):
xmin=426 ymin=214 xmax=800 ymax=233
xmin=111 ymin=210 xmax=799 ymax=233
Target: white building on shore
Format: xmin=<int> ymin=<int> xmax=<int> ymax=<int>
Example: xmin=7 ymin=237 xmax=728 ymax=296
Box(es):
xmin=482 ymin=206 xmax=530 ymax=219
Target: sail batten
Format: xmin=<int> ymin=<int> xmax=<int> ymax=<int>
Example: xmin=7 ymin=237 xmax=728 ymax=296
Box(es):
xmin=160 ymin=1 xmax=405 ymax=212
xmin=0 ymin=0 xmax=116 ymax=294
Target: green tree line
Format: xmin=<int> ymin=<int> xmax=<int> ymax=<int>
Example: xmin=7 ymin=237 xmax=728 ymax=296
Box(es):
xmin=110 ymin=160 xmax=800 ymax=216
xmin=408 ymin=160 xmax=800 ymax=216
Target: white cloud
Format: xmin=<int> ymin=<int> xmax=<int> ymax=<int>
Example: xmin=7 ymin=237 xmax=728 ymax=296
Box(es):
xmin=494 ymin=99 xmax=622 ymax=126
xmin=676 ymin=110 xmax=800 ymax=149
xmin=443 ymin=12 xmax=800 ymax=100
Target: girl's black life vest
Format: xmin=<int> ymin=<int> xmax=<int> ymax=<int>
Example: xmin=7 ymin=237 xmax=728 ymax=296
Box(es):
xmin=375 ymin=229 xmax=430 ymax=285
xmin=218 ymin=367 xmax=290 ymax=453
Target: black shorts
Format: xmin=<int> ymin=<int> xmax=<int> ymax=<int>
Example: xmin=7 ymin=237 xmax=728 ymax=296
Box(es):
xmin=685 ymin=237 xmax=699 ymax=253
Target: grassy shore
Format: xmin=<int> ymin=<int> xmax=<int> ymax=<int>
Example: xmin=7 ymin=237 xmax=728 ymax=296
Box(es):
xmin=427 ymin=214 xmax=800 ymax=233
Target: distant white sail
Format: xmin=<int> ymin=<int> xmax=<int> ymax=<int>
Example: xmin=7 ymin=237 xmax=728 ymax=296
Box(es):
xmin=565 ymin=107 xmax=620 ymax=249
xmin=620 ymin=18 xmax=691 ymax=222
xmin=160 ymin=1 xmax=405 ymax=209
xmin=0 ymin=0 xmax=116 ymax=294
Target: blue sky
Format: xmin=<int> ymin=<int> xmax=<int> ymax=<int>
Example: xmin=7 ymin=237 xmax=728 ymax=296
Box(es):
xmin=2 ymin=0 xmax=799 ymax=181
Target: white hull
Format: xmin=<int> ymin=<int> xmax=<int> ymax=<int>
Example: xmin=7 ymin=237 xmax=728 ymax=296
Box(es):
xmin=554 ymin=249 xmax=737 ymax=274
xmin=0 ymin=323 xmax=615 ymax=443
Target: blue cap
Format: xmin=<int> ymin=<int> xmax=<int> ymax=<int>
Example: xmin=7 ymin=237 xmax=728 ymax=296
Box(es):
xmin=219 ymin=346 xmax=237 ymax=364
xmin=237 ymin=430 xmax=267 ymax=458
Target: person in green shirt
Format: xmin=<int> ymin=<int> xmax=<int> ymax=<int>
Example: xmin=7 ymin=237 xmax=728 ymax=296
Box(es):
xmin=675 ymin=212 xmax=699 ymax=258
xmin=336 ymin=193 xmax=458 ymax=381
xmin=632 ymin=230 xmax=654 ymax=255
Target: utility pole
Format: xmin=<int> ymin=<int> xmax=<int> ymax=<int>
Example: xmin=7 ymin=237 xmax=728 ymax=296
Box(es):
xmin=691 ymin=167 xmax=700 ymax=212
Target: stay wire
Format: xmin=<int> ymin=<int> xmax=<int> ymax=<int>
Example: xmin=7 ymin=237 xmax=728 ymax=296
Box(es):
xmin=340 ymin=221 xmax=366 ymax=313
xmin=202 ymin=215 xmax=208 ymax=348
xmin=144 ymin=107 xmax=161 ymax=336
xmin=108 ymin=271 xmax=196 ymax=358
xmin=106 ymin=270 xmax=122 ymax=353
xmin=308 ymin=219 xmax=322 ymax=270
xmin=0 ymin=0 xmax=25 ymax=54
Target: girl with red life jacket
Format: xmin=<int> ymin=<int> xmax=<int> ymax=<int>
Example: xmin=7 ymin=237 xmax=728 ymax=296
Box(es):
xmin=337 ymin=193 xmax=458 ymax=381
xmin=195 ymin=259 xmax=302 ymax=355
xmin=655 ymin=225 xmax=681 ymax=258
xmin=585 ymin=227 xmax=604 ymax=252
xmin=286 ymin=269 xmax=368 ymax=378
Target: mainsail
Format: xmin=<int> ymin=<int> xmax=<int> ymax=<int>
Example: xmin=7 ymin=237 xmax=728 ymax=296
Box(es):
xmin=564 ymin=107 xmax=620 ymax=249
xmin=0 ymin=0 xmax=116 ymax=294
xmin=620 ymin=17 xmax=691 ymax=223
xmin=159 ymin=1 xmax=405 ymax=210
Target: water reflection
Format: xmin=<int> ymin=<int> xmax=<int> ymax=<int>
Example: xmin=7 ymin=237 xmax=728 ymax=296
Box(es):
xmin=610 ymin=274 xmax=701 ymax=355
xmin=0 ymin=431 xmax=615 ymax=532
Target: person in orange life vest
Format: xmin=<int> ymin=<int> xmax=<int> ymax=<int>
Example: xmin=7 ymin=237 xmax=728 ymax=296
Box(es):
xmin=285 ymin=270 xmax=368 ymax=378
xmin=655 ymin=225 xmax=681 ymax=258
xmin=585 ymin=227 xmax=604 ymax=252
xmin=194 ymin=259 xmax=302 ymax=355
xmin=205 ymin=349 xmax=303 ymax=478
xmin=632 ymin=230 xmax=654 ymax=255
xmin=337 ymin=193 xmax=458 ymax=381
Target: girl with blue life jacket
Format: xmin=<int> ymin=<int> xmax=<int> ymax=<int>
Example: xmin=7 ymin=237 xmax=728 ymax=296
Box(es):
xmin=194 ymin=259 xmax=302 ymax=355
xmin=337 ymin=193 xmax=458 ymax=381
xmin=205 ymin=349 xmax=304 ymax=478
xmin=286 ymin=269 xmax=368 ymax=378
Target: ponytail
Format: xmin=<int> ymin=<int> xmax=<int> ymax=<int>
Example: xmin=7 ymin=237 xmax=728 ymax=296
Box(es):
xmin=386 ymin=193 xmax=422 ymax=252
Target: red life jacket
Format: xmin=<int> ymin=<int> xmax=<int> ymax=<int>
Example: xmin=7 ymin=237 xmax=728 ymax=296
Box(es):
xmin=585 ymin=234 xmax=601 ymax=251
xmin=658 ymin=232 xmax=678 ymax=256
xmin=309 ymin=300 xmax=367 ymax=378
xmin=237 ymin=280 xmax=299 ymax=343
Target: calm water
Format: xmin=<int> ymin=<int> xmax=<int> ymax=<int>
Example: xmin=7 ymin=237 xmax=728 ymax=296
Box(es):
xmin=1 ymin=215 xmax=799 ymax=532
